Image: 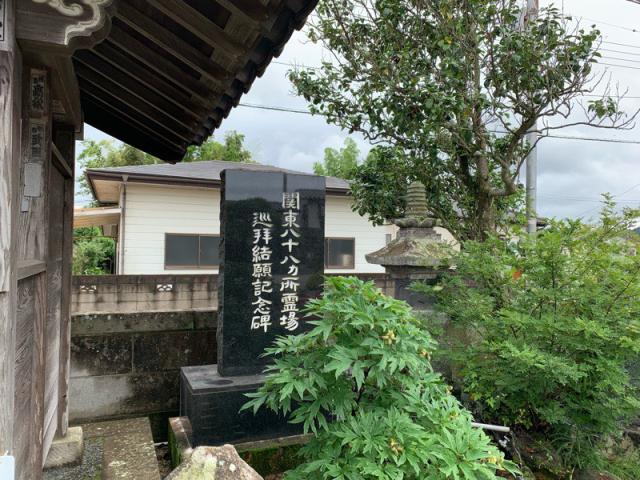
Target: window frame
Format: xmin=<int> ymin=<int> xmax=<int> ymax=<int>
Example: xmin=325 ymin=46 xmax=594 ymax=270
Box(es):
xmin=164 ymin=233 xmax=220 ymax=269
xmin=324 ymin=237 xmax=356 ymax=270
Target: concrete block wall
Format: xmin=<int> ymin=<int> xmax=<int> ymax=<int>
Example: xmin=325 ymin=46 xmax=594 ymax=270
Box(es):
xmin=69 ymin=310 xmax=217 ymax=439
xmin=71 ymin=274 xmax=218 ymax=314
xmin=68 ymin=273 xmax=392 ymax=439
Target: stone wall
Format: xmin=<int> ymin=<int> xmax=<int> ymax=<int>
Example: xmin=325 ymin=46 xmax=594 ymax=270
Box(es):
xmin=69 ymin=273 xmax=392 ymax=439
xmin=71 ymin=274 xmax=218 ymax=314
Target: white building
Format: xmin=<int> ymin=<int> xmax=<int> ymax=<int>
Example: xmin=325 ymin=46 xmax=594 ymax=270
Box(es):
xmin=82 ymin=160 xmax=401 ymax=275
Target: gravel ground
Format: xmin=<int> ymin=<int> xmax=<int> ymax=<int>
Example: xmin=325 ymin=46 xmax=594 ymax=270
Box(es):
xmin=155 ymin=443 xmax=172 ymax=479
xmin=44 ymin=438 xmax=103 ymax=480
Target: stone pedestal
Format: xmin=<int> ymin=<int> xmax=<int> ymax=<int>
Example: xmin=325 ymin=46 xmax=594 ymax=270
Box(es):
xmin=43 ymin=427 xmax=84 ymax=469
xmin=180 ymin=365 xmax=300 ymax=447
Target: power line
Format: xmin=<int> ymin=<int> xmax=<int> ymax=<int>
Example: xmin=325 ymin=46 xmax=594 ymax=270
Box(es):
xmin=238 ymin=102 xmax=640 ymax=144
xmin=581 ymin=17 xmax=640 ymax=34
xmin=599 ymin=61 xmax=640 ymax=70
xmin=600 ymin=47 xmax=640 ymax=58
xmin=575 ymin=183 xmax=640 ymax=218
xmin=603 ymin=40 xmax=640 ymax=50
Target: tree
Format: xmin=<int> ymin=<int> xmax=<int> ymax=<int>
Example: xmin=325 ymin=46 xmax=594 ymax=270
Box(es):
xmin=78 ymin=130 xmax=255 ymax=200
xmin=77 ymin=140 xmax=161 ymax=199
xmin=313 ymin=137 xmax=361 ymax=179
xmin=72 ymin=227 xmax=115 ymax=275
xmin=290 ymin=0 xmax=636 ymax=241
xmin=182 ymin=131 xmax=255 ymax=163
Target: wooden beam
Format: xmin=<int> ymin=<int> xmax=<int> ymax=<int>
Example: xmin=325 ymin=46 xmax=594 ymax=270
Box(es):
xmin=88 ymin=42 xmax=211 ymax=118
xmin=0 ymin=0 xmax=20 ymax=457
xmin=219 ymin=0 xmax=277 ymax=21
xmin=116 ymin=3 xmax=232 ymax=84
xmin=146 ymin=0 xmax=247 ymax=57
xmin=17 ymin=260 xmax=46 ymax=281
xmin=107 ymin=27 xmax=217 ymax=102
xmin=82 ymin=97 xmax=186 ymax=163
xmin=79 ymin=89 xmax=189 ymax=151
xmin=74 ymin=52 xmax=203 ymax=131
xmin=51 ymin=144 xmax=73 ymax=179
xmin=75 ymin=64 xmax=196 ymax=143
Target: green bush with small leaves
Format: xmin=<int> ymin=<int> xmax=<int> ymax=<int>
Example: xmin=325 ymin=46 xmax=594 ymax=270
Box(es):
xmin=243 ymin=276 xmax=517 ymax=479
xmin=420 ymin=199 xmax=640 ymax=471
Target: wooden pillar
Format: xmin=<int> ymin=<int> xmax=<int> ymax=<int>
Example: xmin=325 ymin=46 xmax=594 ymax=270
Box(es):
xmin=0 ymin=0 xmax=21 ymax=456
xmin=21 ymin=63 xmax=52 ymax=474
xmin=52 ymin=125 xmax=75 ymax=438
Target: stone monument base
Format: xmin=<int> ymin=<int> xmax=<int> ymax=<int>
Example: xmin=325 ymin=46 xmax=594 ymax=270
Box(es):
xmin=180 ymin=365 xmax=300 ymax=446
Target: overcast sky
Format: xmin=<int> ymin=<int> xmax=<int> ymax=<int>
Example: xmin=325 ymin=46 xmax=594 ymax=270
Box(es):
xmin=78 ymin=0 xmax=640 ymax=221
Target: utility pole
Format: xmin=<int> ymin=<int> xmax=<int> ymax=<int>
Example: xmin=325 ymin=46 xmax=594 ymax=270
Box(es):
xmin=525 ymin=0 xmax=539 ymax=235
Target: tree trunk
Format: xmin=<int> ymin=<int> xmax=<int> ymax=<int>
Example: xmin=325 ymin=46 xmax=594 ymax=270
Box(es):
xmin=473 ymin=193 xmax=497 ymax=241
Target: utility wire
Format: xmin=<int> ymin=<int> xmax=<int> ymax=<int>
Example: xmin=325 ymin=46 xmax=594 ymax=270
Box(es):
xmin=268 ymin=61 xmax=640 ymax=100
xmin=603 ymin=40 xmax=640 ymax=50
xmin=575 ymin=183 xmax=640 ymax=218
xmin=238 ymin=102 xmax=640 ymax=145
xmin=581 ymin=17 xmax=640 ymax=33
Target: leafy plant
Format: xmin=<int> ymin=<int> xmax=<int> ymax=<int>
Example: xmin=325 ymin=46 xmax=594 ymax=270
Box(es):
xmin=72 ymin=226 xmax=115 ymax=275
xmin=419 ymin=199 xmax=640 ymax=470
xmin=243 ymin=276 xmax=517 ymax=479
xmin=78 ymin=131 xmax=255 ymax=203
xmin=313 ymin=138 xmax=362 ymax=180
xmin=290 ymin=0 xmax=636 ymax=241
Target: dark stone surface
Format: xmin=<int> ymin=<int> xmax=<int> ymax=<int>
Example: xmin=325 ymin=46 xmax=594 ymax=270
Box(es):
xmin=218 ymin=170 xmax=325 ymax=376
xmin=132 ymin=331 xmax=216 ymax=373
xmin=181 ymin=365 xmax=301 ymax=446
xmin=71 ymin=335 xmax=132 ymax=377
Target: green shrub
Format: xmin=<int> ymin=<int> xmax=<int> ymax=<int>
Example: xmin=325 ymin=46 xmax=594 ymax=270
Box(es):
xmin=243 ymin=276 xmax=517 ymax=479
xmin=72 ymin=227 xmax=115 ymax=275
xmin=422 ymin=201 xmax=640 ymax=470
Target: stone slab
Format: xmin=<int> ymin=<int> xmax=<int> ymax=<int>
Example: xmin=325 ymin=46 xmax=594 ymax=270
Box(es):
xmin=102 ymin=419 xmax=160 ymax=480
xmin=82 ymin=417 xmax=153 ymax=440
xmin=180 ymin=364 xmax=301 ymax=446
xmin=43 ymin=427 xmax=84 ymax=469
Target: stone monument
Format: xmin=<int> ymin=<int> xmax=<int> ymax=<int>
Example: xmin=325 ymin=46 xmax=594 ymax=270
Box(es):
xmin=180 ymin=170 xmax=325 ymax=446
xmin=366 ymin=181 xmax=451 ymax=310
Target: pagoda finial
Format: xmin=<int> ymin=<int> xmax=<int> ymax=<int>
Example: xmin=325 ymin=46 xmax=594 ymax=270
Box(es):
xmin=394 ymin=181 xmax=437 ymax=228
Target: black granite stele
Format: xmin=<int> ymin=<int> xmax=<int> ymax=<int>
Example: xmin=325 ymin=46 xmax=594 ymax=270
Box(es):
xmin=180 ymin=170 xmax=326 ymax=446
xmin=217 ymin=169 xmax=325 ymax=376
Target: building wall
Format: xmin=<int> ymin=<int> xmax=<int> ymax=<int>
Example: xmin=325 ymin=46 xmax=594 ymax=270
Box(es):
xmin=121 ymin=183 xmax=393 ymax=275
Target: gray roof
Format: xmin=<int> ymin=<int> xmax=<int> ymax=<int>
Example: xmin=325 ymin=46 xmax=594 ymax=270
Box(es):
xmin=86 ymin=160 xmax=350 ymax=192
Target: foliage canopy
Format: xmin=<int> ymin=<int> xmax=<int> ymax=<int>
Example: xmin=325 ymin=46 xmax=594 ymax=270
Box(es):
xmin=419 ymin=199 xmax=640 ymax=470
xmin=244 ymin=277 xmax=517 ymax=479
xmin=72 ymin=226 xmax=115 ymax=275
xmin=290 ymin=0 xmax=635 ymax=240
xmin=313 ymin=138 xmax=361 ymax=179
xmin=77 ymin=130 xmax=254 ymax=201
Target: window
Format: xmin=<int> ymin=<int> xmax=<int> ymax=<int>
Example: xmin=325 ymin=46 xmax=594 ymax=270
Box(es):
xmin=325 ymin=238 xmax=355 ymax=269
xmin=165 ymin=234 xmax=220 ymax=268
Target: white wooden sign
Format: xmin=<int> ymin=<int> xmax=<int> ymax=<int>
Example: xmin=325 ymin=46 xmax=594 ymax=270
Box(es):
xmin=0 ymin=455 xmax=15 ymax=480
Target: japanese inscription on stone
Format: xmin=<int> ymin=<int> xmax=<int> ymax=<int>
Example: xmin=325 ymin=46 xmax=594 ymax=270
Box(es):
xmin=217 ymin=170 xmax=325 ymax=376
